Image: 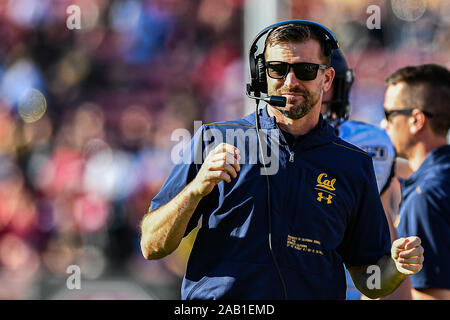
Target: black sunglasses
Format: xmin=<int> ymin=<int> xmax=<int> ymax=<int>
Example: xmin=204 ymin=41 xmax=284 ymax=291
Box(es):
xmin=384 ymin=108 xmax=434 ymax=121
xmin=265 ymin=61 xmax=329 ymax=81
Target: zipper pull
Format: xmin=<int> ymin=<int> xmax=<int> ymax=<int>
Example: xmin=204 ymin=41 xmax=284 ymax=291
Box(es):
xmin=289 ymin=151 xmax=294 ymax=162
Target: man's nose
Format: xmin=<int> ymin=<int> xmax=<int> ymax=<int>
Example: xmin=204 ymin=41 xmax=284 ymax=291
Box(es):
xmin=284 ymin=66 xmax=301 ymax=86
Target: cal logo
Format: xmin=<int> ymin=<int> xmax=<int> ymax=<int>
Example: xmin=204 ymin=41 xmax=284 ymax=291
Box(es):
xmin=316 ymin=173 xmax=336 ymax=191
xmin=315 ymin=173 xmax=336 ymax=205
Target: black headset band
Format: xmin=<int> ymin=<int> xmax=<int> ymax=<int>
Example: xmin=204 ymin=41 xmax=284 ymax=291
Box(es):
xmin=249 ymin=19 xmax=339 ymax=55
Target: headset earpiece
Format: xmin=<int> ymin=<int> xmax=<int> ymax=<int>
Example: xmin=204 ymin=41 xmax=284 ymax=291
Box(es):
xmin=256 ymin=54 xmax=267 ymax=94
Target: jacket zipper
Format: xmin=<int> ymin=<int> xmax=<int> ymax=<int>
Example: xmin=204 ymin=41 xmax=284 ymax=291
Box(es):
xmin=288 ymin=140 xmax=296 ymax=162
xmin=276 ymin=124 xmax=296 ymax=163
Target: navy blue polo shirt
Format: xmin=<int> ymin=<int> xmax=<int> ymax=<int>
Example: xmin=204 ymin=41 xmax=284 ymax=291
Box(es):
xmin=149 ymin=106 xmax=391 ymax=299
xmin=397 ymin=145 xmax=450 ymax=290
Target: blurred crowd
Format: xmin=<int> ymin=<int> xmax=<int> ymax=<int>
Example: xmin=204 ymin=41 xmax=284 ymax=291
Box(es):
xmin=0 ymin=0 xmax=244 ymax=299
xmin=0 ymin=0 xmax=448 ymax=299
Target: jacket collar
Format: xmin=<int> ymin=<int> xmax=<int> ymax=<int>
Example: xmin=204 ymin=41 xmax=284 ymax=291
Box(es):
xmin=242 ymin=105 xmax=277 ymax=129
xmin=243 ymin=105 xmax=339 ymax=149
xmin=401 ymin=145 xmax=450 ymax=188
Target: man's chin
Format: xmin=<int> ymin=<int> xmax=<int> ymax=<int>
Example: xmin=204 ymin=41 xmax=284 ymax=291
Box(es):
xmin=279 ymin=104 xmax=311 ymax=120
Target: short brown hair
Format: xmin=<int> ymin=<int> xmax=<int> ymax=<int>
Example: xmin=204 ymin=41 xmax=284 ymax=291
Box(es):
xmin=264 ymin=23 xmax=331 ymax=65
xmin=385 ymin=64 xmax=450 ymax=136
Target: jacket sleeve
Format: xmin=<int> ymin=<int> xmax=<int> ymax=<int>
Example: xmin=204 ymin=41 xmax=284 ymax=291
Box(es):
xmin=337 ymin=156 xmax=392 ymax=268
xmin=149 ymin=125 xmax=212 ymax=237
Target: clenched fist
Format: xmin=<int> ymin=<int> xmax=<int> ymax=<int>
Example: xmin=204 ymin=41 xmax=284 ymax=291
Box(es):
xmin=391 ymin=236 xmax=424 ymax=275
xmin=190 ymin=143 xmax=241 ymax=198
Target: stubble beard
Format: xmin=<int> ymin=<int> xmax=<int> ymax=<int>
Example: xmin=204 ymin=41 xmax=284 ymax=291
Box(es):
xmin=270 ymin=84 xmax=323 ymax=120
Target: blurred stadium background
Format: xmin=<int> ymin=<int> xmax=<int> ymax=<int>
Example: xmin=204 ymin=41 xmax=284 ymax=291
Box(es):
xmin=0 ymin=0 xmax=448 ymax=299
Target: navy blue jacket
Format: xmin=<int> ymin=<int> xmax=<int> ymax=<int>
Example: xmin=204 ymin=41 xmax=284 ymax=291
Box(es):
xmin=397 ymin=145 xmax=450 ymax=290
xmin=150 ymin=107 xmax=391 ymax=299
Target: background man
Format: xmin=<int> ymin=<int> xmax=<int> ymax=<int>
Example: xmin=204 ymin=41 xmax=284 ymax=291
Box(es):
xmin=383 ymin=64 xmax=450 ymax=300
xmin=140 ymin=21 xmax=424 ymax=300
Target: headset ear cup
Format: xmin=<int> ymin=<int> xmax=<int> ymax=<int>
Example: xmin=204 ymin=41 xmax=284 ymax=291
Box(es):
xmin=256 ymin=54 xmax=267 ymax=94
xmin=249 ymin=49 xmax=257 ymax=92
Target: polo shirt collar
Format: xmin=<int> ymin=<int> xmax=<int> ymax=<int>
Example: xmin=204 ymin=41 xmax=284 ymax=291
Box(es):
xmin=401 ymin=145 xmax=450 ymax=188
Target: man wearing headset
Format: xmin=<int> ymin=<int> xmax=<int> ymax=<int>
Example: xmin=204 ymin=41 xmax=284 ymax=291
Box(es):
xmin=321 ymin=49 xmax=413 ymax=300
xmin=140 ymin=21 xmax=423 ymax=299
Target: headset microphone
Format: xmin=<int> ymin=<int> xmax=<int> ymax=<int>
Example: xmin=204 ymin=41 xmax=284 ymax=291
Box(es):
xmin=245 ymin=91 xmax=287 ymax=108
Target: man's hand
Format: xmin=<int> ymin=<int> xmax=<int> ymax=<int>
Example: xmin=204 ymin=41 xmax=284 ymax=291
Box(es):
xmin=190 ymin=143 xmax=241 ymax=198
xmin=140 ymin=143 xmax=240 ymax=260
xmin=391 ymin=237 xmax=424 ymax=275
xmin=349 ymin=237 xmax=424 ymax=299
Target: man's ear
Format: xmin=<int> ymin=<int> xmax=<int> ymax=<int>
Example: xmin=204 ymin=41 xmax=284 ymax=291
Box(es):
xmin=323 ymin=67 xmax=335 ymax=92
xmin=409 ymin=109 xmax=426 ymax=134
